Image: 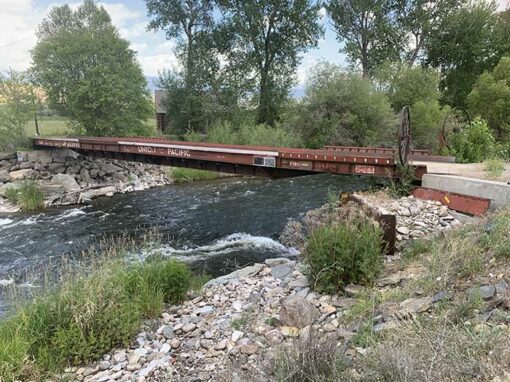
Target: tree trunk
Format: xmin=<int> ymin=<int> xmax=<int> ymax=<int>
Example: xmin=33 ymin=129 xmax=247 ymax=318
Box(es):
xmin=257 ymin=67 xmax=272 ymax=125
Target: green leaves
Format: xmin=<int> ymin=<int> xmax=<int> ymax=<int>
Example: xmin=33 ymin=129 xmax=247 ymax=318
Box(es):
xmin=468 ymin=56 xmax=510 ymax=142
xmin=32 ymin=0 xmax=153 ymax=137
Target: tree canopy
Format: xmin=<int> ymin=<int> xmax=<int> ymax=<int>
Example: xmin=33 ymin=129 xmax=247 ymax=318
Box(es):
xmin=32 ymin=0 xmax=153 ymax=137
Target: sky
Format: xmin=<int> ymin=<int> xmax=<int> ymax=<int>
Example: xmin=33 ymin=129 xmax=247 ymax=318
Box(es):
xmin=0 ymin=0 xmax=508 ymax=88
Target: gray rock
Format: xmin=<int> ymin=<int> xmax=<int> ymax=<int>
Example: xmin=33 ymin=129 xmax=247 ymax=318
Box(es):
xmin=280 ymin=296 xmax=319 ymax=329
xmin=432 ymin=291 xmax=451 ymax=303
xmin=162 ymin=325 xmax=175 ymax=339
xmin=288 ymin=275 xmax=309 ymax=288
xmin=26 ymin=150 xmax=54 ymax=164
xmin=0 ymin=170 xmax=9 ymax=182
xmin=100 ymin=163 xmax=123 ymax=175
xmin=469 ymin=285 xmax=496 ymax=301
xmin=344 ymin=284 xmax=363 ymax=298
xmin=397 ymin=226 xmax=410 ymax=235
xmin=398 ymin=297 xmax=432 ymax=316
xmin=51 ymin=173 xmax=80 ymax=192
xmin=205 ymin=264 xmax=264 ymax=287
xmin=9 ymin=169 xmax=34 ymax=181
xmin=495 ymin=281 xmax=508 ymax=295
xmin=373 ymin=320 xmax=400 ymax=332
xmin=270 ymin=263 xmax=294 ymax=281
xmin=97 ymin=361 xmax=110 ymax=371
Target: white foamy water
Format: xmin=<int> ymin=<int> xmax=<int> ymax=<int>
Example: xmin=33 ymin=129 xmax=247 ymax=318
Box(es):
xmin=54 ymin=208 xmax=87 ymax=221
xmin=133 ymin=233 xmax=299 ymax=263
xmin=0 ymin=218 xmax=13 ymax=226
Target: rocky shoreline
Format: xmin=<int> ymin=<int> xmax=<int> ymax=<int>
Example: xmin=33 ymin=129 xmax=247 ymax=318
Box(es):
xmin=58 ymin=195 xmax=494 ymax=382
xmin=0 ymin=150 xmax=171 ymax=213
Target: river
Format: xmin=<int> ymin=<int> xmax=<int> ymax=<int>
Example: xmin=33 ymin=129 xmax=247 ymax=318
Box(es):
xmin=0 ymin=174 xmax=370 ymax=309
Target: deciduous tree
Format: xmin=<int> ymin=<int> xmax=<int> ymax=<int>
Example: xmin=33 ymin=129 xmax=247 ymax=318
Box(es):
xmin=0 ymin=70 xmax=40 ymax=149
xmin=425 ymin=0 xmax=505 ymax=108
xmin=32 ymin=0 xmax=153 ymax=137
xmin=328 ymin=0 xmax=404 ymax=78
xmin=219 ymin=0 xmax=324 ymax=126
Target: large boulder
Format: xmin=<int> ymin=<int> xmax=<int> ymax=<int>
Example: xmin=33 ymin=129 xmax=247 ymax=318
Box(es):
xmin=26 ymin=150 xmax=54 ymax=164
xmin=51 ymin=174 xmax=80 ymax=192
xmin=279 ymin=296 xmax=319 ymax=329
xmin=100 ymin=163 xmax=123 ymax=175
xmin=0 ymin=169 xmax=9 ymax=183
xmin=9 ymin=169 xmax=34 ymax=181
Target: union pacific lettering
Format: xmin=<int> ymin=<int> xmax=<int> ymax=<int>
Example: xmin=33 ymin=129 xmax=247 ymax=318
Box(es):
xmin=167 ymin=148 xmax=191 ymax=157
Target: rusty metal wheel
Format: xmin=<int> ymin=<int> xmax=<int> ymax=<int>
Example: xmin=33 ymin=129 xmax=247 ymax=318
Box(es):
xmin=439 ymin=108 xmax=471 ymax=152
xmin=398 ymin=106 xmax=411 ymax=166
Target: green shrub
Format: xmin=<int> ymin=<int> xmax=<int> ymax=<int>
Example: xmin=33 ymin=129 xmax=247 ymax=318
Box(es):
xmin=0 ymin=258 xmax=193 ymax=381
xmin=302 ymin=217 xmax=383 ymax=293
xmin=4 ymin=180 xmax=44 ymax=211
xmin=291 ymin=62 xmax=397 ymax=148
xmin=205 ymin=119 xmax=301 ymax=147
xmin=450 ymin=118 xmax=497 ymax=163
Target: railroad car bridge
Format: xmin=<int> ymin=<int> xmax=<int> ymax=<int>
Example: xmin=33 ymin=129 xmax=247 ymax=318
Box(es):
xmin=32 ymin=136 xmax=451 ymax=180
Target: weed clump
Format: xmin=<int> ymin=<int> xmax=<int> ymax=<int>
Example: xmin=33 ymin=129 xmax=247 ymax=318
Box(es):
xmin=4 ymin=180 xmax=44 ymax=211
xmin=302 ymin=214 xmax=383 ymax=293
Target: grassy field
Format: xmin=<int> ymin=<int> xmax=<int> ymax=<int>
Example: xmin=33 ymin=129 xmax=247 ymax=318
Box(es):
xmin=26 ymin=117 xmax=158 ymax=137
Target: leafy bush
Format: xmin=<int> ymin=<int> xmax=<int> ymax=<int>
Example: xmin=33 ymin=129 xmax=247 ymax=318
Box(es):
xmin=290 ymin=62 xmax=397 ymax=148
xmin=206 ymin=120 xmax=302 ymax=147
xmin=302 ymin=216 xmax=383 ymax=293
xmin=468 ymin=56 xmax=510 ymax=142
xmin=0 ymin=258 xmax=193 ymax=381
xmin=5 ymin=180 xmax=44 ymax=211
xmin=450 ymin=118 xmax=497 ymax=163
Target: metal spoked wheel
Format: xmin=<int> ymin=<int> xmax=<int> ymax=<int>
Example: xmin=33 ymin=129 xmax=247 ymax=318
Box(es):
xmin=439 ymin=108 xmax=471 ymax=152
xmin=398 ymin=106 xmax=411 ymax=166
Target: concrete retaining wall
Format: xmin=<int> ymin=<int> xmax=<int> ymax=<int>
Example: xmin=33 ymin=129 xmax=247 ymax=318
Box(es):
xmin=422 ymin=174 xmax=510 ymax=211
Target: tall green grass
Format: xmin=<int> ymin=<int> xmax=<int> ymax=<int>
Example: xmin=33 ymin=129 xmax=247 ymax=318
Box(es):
xmin=4 ymin=180 xmax=44 ymax=211
xmin=0 ymin=257 xmax=196 ymax=381
xmin=302 ymin=215 xmax=383 ymax=293
xmin=169 ymin=167 xmax=221 ymax=183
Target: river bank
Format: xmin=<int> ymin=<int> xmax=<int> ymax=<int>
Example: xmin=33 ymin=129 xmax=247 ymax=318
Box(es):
xmin=42 ymin=194 xmax=510 ymax=382
xmin=0 ymin=150 xmax=172 ymax=213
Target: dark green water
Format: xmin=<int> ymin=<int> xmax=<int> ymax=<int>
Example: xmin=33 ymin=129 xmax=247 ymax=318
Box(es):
xmin=0 ymin=174 xmax=370 ymax=294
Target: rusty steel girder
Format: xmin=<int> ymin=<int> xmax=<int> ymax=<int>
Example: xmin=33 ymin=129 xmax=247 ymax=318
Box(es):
xmin=33 ymin=137 xmax=428 ymax=180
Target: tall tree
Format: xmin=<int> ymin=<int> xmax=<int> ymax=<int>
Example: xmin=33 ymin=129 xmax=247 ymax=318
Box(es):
xmin=399 ymin=0 xmax=466 ymax=66
xmin=32 ymin=0 xmax=152 ymax=137
xmin=145 ymin=0 xmax=225 ymax=134
xmin=219 ymin=0 xmax=324 ymax=126
xmin=145 ymin=0 xmax=215 ymax=89
xmin=0 ymin=70 xmax=40 ymax=149
xmin=425 ymin=0 xmax=505 ymax=108
xmin=328 ymin=0 xmax=404 ymax=78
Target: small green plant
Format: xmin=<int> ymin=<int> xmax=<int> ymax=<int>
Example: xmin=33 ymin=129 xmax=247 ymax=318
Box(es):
xmin=4 ymin=180 xmax=44 ymax=211
xmin=388 ymin=164 xmax=415 ymax=198
xmin=302 ymin=216 xmax=383 ymax=293
xmin=403 ymin=238 xmax=432 ymax=262
xmin=274 ymin=328 xmax=345 ymax=382
xmin=169 ymin=167 xmax=221 ymax=183
xmin=231 ymin=316 xmax=248 ymax=330
xmin=481 ymin=212 xmax=510 ymax=258
xmin=484 ymin=158 xmax=505 ymax=178
xmin=450 ymin=118 xmax=496 ymax=163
